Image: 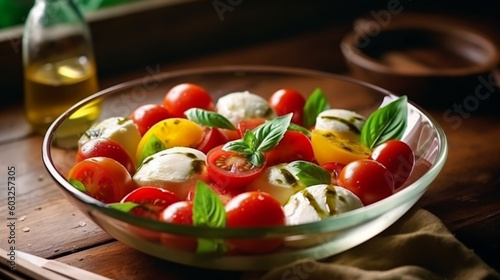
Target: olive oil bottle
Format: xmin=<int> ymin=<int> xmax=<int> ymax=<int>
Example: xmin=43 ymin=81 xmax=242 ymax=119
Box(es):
xmin=23 ymin=0 xmax=100 ymax=135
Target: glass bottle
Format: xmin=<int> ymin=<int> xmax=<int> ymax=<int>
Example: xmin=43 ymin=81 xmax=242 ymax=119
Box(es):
xmin=23 ymin=0 xmax=100 ymax=135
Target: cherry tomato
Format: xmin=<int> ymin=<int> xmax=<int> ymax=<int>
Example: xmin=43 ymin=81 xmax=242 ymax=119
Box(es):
xmin=163 ymin=83 xmax=214 ymax=118
xmin=68 ymin=157 xmax=137 ymax=203
xmin=129 ymin=104 xmax=171 ymax=136
xmin=159 ymin=201 xmax=197 ymax=252
xmin=225 ymin=191 xmax=286 ymax=254
xmin=338 ymin=159 xmax=394 ymax=205
xmin=136 ymin=118 xmax=203 ymax=163
xmin=265 ymin=131 xmax=314 ymax=166
xmin=219 ymin=128 xmax=240 ymax=142
xmin=320 ymin=162 xmax=346 ymax=185
xmin=237 ymin=118 xmax=266 ymax=138
xmin=76 ymin=138 xmax=136 ymax=175
xmin=197 ymin=127 xmax=229 ymax=154
xmin=206 ymin=145 xmax=266 ymax=189
xmin=268 ymin=88 xmax=305 ymax=125
xmin=311 ymin=130 xmax=371 ymax=165
xmin=370 ymin=140 xmax=415 ymax=189
xmin=121 ymin=187 xmax=180 ymax=219
xmin=186 ymin=182 xmax=242 ymax=205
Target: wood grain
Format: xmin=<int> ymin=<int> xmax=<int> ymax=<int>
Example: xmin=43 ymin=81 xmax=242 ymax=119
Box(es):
xmin=1 ymin=7 xmax=499 ymax=278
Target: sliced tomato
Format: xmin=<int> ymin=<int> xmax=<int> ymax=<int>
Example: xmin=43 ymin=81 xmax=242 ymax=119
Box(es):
xmin=163 ymin=83 xmax=214 ymax=118
xmin=265 ymin=131 xmax=314 ymax=166
xmin=225 ymin=191 xmax=285 ymax=254
xmin=136 ymin=118 xmax=203 ymax=163
xmin=129 ymin=104 xmax=171 ymax=136
xmin=76 ymin=138 xmax=136 ymax=175
xmin=311 ymin=129 xmax=371 ymax=165
xmin=121 ymin=186 xmax=180 ymax=219
xmin=206 ymin=145 xmax=266 ymax=189
xmin=268 ymin=88 xmax=306 ymax=125
xmin=236 ymin=118 xmax=266 ymax=138
xmin=197 ymin=127 xmax=229 ymax=154
xmin=68 ymin=157 xmax=137 ymax=203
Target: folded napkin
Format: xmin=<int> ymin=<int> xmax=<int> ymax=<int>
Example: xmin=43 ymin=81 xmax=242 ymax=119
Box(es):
xmin=249 ymin=208 xmax=500 ymax=280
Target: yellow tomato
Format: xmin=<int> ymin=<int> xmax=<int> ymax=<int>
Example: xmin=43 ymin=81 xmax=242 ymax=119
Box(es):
xmin=136 ymin=118 xmax=203 ymax=163
xmin=311 ymin=129 xmax=371 ymax=165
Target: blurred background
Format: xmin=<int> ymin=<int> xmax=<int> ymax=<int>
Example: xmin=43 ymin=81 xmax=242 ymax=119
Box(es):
xmin=1 ymin=0 xmax=500 ymax=108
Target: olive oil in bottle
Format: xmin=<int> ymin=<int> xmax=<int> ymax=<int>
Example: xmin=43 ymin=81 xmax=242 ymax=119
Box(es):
xmin=23 ymin=0 xmax=100 ymax=135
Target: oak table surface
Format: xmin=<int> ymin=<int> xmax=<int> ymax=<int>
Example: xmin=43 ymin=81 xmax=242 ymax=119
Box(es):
xmin=1 ymin=26 xmax=499 ymax=279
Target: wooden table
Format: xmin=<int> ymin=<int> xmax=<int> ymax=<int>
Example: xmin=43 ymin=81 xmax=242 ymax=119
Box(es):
xmin=1 ymin=16 xmax=500 ymax=280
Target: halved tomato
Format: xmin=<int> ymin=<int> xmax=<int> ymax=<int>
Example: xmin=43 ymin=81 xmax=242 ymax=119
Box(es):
xmin=311 ymin=129 xmax=371 ymax=165
xmin=206 ymin=145 xmax=266 ymax=189
xmin=76 ymin=138 xmax=136 ymax=175
xmin=68 ymin=157 xmax=137 ymax=203
xmin=136 ymin=118 xmax=203 ymax=163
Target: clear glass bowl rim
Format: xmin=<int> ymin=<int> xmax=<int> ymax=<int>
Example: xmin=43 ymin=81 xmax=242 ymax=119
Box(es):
xmin=41 ymin=65 xmax=448 ymax=239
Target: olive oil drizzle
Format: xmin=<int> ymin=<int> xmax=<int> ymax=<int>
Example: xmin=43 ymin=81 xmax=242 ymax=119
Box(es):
xmin=302 ymin=185 xmax=338 ymax=218
xmin=320 ymin=116 xmax=362 ymax=134
xmin=279 ymin=168 xmax=299 ymax=187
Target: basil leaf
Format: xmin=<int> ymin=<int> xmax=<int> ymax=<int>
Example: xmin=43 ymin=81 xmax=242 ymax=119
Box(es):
xmin=247 ymin=151 xmax=265 ymax=167
xmin=69 ymin=178 xmax=86 ymax=192
xmin=361 ymin=96 xmax=408 ymax=149
xmin=185 ymin=108 xmax=235 ymax=130
xmin=108 ymin=202 xmax=139 ymax=213
xmin=197 ymin=238 xmax=226 ymax=254
xmin=222 ymin=114 xmax=292 ymax=167
xmin=242 ymin=130 xmax=257 ymax=149
xmin=193 ymin=181 xmax=226 ymax=228
xmin=288 ymin=123 xmax=311 ymax=138
xmin=253 ymin=113 xmax=292 ymax=152
xmin=137 ymin=133 xmax=166 ymax=164
xmin=303 ymin=88 xmax=330 ymax=128
xmin=288 ymin=161 xmax=331 ymax=187
xmin=223 ymin=140 xmax=251 ymax=153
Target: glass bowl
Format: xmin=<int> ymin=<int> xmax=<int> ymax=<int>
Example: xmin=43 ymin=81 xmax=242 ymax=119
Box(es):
xmin=42 ymin=65 xmax=448 ymax=271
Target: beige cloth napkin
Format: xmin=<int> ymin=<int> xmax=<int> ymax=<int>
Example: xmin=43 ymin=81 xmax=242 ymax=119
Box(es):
xmin=248 ymin=208 xmax=500 ymax=280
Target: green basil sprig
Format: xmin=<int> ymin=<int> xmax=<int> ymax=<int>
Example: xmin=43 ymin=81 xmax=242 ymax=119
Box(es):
xmin=192 ymin=181 xmax=226 ymax=253
xmin=185 ymin=108 xmax=236 ymax=130
xmin=287 ymin=161 xmax=331 ymax=187
xmin=223 ymin=113 xmax=292 ymax=167
xmin=360 ymin=95 xmax=408 ymax=149
xmin=302 ymin=88 xmax=330 ymax=128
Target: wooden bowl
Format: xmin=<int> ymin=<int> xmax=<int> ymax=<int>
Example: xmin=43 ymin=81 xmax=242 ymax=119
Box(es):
xmin=340 ymin=14 xmax=499 ymax=108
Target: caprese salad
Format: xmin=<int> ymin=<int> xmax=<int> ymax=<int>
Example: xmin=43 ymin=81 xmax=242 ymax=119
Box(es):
xmin=67 ymin=83 xmax=415 ymax=254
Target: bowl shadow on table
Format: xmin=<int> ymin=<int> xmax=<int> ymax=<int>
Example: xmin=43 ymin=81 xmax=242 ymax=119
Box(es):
xmin=340 ymin=14 xmax=500 ymax=117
